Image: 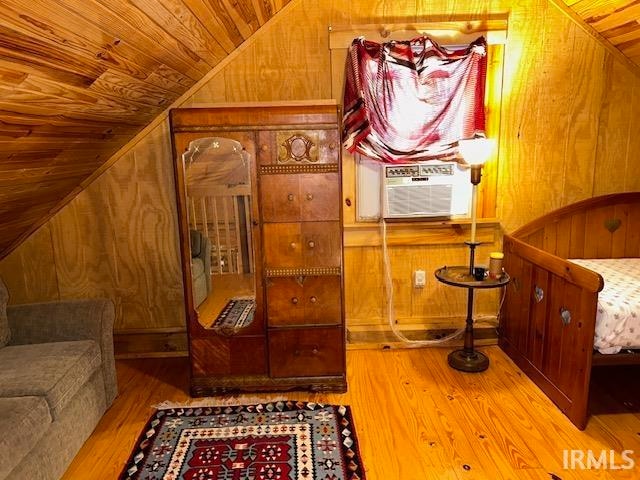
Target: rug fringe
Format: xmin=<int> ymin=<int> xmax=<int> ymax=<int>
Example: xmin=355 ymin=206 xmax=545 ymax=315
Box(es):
xmin=153 ymin=395 xmax=290 ymax=410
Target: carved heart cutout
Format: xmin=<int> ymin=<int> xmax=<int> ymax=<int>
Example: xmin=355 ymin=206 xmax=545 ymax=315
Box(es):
xmin=604 ymin=218 xmax=622 ymax=233
xmin=560 ymin=307 xmax=572 ymax=326
xmin=534 ymin=285 xmax=544 ymax=303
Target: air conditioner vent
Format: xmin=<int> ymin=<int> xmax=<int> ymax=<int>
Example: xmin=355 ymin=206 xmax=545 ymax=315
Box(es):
xmin=387 ymin=184 xmax=452 ymax=217
xmin=382 ymin=161 xmax=470 ymax=219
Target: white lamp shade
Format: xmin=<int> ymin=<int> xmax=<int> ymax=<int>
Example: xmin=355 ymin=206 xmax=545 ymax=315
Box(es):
xmin=458 ymin=138 xmax=495 ymax=166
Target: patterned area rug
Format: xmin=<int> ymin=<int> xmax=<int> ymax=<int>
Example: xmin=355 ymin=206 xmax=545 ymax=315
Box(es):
xmin=212 ymin=298 xmax=255 ymax=335
xmin=119 ymin=401 xmax=366 ymax=480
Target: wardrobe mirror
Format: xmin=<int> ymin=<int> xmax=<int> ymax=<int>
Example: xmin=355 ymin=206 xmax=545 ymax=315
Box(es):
xmin=182 ymin=137 xmax=256 ymax=329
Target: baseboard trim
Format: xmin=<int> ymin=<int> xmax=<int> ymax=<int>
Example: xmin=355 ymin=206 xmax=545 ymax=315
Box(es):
xmin=113 ymin=324 xmax=499 ymax=357
xmin=114 ymin=329 xmax=188 ymax=359
xmin=346 ymin=324 xmax=498 ymax=350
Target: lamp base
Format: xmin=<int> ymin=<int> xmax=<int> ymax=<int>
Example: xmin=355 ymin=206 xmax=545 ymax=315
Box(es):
xmin=447 ymin=349 xmax=489 ymax=373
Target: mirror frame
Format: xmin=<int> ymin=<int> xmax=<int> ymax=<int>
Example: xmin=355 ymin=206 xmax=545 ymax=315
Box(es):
xmin=169 ymin=109 xmax=264 ymax=339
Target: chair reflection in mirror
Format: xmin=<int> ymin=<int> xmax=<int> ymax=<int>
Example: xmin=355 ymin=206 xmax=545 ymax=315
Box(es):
xmin=183 ymin=137 xmax=254 ymax=276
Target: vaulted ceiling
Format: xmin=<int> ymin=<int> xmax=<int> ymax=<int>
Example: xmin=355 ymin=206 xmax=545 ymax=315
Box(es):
xmin=558 ymin=0 xmax=640 ymax=68
xmin=0 ymin=0 xmax=290 ymax=258
xmin=0 ymin=0 xmax=639 ymax=260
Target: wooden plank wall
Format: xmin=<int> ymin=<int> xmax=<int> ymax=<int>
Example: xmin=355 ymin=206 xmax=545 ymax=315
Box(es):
xmin=0 ymin=121 xmax=187 ymax=355
xmin=329 ymin=20 xmax=507 ymax=338
xmin=0 ymin=0 xmax=292 ymax=258
xmin=2 ymin=0 xmax=640 ymax=355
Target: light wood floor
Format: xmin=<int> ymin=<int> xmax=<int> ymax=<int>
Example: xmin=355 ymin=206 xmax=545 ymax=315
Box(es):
xmin=196 ymin=273 xmax=255 ymax=327
xmin=62 ymin=347 xmax=640 ymax=479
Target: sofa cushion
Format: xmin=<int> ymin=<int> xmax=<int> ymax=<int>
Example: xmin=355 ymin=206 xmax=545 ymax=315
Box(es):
xmin=0 ymin=340 xmax=102 ymax=420
xmin=0 ymin=277 xmax=9 ymax=347
xmin=190 ymin=229 xmax=202 ymax=257
xmin=0 ymin=395 xmax=52 ymax=479
xmin=191 ymin=257 xmax=205 ymax=278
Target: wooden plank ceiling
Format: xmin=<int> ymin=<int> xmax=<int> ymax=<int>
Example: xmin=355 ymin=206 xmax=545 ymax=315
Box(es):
xmin=1 ymin=0 xmax=638 ymax=260
xmin=561 ymin=0 xmax=640 ymax=67
xmin=0 ymin=0 xmax=289 ymax=259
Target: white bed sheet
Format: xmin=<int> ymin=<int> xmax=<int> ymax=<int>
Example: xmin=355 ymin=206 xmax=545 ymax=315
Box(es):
xmin=570 ymin=258 xmax=640 ymax=354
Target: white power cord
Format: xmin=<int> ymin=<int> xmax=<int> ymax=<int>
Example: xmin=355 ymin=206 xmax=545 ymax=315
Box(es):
xmin=381 ymin=219 xmax=465 ymax=347
xmin=474 ymin=286 xmax=506 ymax=326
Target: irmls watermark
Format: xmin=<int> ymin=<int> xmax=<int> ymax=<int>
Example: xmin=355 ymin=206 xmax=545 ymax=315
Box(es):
xmin=563 ymin=449 xmax=635 ymax=470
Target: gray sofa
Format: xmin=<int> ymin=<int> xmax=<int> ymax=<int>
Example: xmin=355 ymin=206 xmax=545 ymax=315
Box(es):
xmin=190 ymin=229 xmax=212 ymax=307
xmin=0 ymin=279 xmax=117 ymax=480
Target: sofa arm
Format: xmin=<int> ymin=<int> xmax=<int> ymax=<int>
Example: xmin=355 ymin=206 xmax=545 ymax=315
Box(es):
xmin=7 ymin=298 xmax=118 ymax=405
xmin=202 ymin=237 xmax=212 ymax=294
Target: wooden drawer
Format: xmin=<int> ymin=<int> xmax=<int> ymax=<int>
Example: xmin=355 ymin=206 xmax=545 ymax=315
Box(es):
xmin=260 ymin=173 xmax=339 ymax=223
xmin=269 ymin=327 xmax=344 ymax=377
xmin=257 ymin=129 xmax=339 ymax=167
xmin=263 ymin=222 xmax=341 ymax=268
xmin=266 ymin=276 xmax=342 ymax=326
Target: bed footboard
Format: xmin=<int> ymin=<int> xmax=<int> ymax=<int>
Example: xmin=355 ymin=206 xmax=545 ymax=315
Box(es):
xmin=500 ymin=235 xmax=603 ymax=430
xmin=500 ymin=192 xmax=640 ymax=429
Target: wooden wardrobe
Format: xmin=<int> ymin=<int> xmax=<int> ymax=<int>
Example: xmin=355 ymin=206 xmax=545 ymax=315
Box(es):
xmin=170 ymin=104 xmax=347 ymax=395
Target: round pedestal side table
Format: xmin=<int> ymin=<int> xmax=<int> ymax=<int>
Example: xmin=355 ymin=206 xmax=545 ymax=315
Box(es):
xmin=434 ymin=266 xmax=510 ymax=373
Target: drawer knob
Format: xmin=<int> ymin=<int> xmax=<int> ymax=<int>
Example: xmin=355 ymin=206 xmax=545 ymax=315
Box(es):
xmin=291 ymin=297 xmax=299 ymax=304
xmin=306 ymin=193 xmax=314 ymax=201
xmin=310 ymin=296 xmax=317 ymax=304
xmin=287 ymin=193 xmax=294 ymax=202
xmin=329 ymin=143 xmax=336 ymax=150
xmin=261 ymin=144 xmax=268 ymax=151
xmin=308 ymin=240 xmax=315 ymax=248
xmin=312 ymin=347 xmax=319 ymax=355
xmin=290 ymin=242 xmax=296 ymax=249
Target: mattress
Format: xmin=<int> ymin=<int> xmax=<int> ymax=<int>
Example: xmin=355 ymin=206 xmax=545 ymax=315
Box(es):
xmin=570 ymin=258 xmax=640 ymax=354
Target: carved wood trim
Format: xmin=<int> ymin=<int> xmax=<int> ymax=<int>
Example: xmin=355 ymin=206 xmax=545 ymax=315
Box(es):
xmin=191 ymin=374 xmax=347 ymax=396
xmin=277 ymin=131 xmax=318 ymax=163
xmin=259 ymin=164 xmax=338 ymax=175
xmin=265 ymin=267 xmax=342 ymax=277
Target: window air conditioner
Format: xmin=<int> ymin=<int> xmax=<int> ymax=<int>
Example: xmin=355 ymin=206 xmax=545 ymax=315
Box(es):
xmin=381 ymin=161 xmax=471 ymax=219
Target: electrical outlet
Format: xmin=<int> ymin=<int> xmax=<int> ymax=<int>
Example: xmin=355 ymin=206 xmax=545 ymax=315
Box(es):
xmin=414 ymin=269 xmax=426 ymax=288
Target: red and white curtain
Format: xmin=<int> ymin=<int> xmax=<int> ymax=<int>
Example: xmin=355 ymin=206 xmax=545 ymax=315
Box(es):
xmin=342 ymin=36 xmax=488 ymax=163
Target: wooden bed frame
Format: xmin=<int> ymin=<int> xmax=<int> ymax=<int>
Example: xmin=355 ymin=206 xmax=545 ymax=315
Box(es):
xmin=499 ymin=192 xmax=640 ymax=429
